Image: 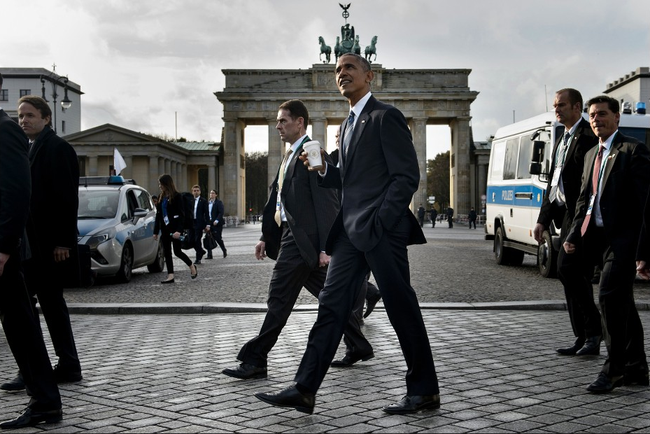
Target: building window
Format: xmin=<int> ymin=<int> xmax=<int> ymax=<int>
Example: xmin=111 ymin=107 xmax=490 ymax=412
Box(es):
xmin=0 ymin=89 xmax=7 ymax=101
xmin=19 ymin=89 xmax=31 ymax=97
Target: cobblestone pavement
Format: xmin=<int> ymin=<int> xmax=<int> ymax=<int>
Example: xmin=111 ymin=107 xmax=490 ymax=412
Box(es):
xmin=2 ymin=310 xmax=650 ymax=432
xmin=3 ymin=223 xmax=650 ymax=432
xmin=60 ymin=223 xmax=650 ymax=306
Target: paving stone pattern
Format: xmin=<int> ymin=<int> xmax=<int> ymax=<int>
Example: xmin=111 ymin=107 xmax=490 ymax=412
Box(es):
xmin=2 ymin=310 xmax=650 ymax=432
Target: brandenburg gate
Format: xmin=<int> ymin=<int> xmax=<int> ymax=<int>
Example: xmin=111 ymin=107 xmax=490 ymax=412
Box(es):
xmin=214 ymin=63 xmax=478 ymax=219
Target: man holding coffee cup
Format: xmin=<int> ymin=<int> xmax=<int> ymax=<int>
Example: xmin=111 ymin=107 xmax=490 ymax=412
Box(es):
xmin=222 ymin=99 xmax=372 ymax=381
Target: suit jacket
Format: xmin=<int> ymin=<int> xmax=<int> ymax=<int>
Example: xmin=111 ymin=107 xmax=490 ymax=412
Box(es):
xmin=320 ymin=96 xmax=426 ymax=253
xmin=209 ymin=199 xmax=225 ymax=226
xmin=537 ymin=118 xmax=598 ymax=229
xmin=260 ymin=136 xmax=339 ymax=269
xmin=154 ymin=192 xmax=186 ymax=235
xmin=0 ymin=109 xmax=31 ymax=256
xmin=192 ymin=196 xmax=209 ymax=228
xmin=566 ymin=132 xmax=650 ymax=257
xmin=27 ymin=126 xmax=79 ymax=260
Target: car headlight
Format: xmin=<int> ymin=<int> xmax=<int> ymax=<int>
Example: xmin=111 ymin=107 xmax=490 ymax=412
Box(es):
xmin=87 ymin=227 xmax=117 ymax=250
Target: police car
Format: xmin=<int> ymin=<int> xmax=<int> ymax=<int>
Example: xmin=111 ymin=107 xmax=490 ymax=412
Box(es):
xmin=77 ymin=176 xmax=164 ymax=282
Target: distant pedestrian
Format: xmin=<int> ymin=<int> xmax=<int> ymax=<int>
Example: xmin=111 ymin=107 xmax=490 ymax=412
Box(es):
xmin=468 ymin=208 xmax=477 ymax=229
xmin=189 ymin=185 xmax=209 ymax=265
xmin=447 ymin=207 xmax=454 ymax=228
xmin=417 ymin=203 xmax=425 ymax=227
xmin=207 ymin=190 xmax=227 ymax=259
xmin=429 ymin=208 xmax=437 ymax=228
xmin=153 ymin=174 xmax=197 ymax=284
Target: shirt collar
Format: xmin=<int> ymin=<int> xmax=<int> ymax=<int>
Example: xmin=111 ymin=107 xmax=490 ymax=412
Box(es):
xmin=290 ymin=134 xmax=309 ymax=154
xmin=600 ymin=130 xmax=618 ymax=151
xmin=350 ymin=91 xmax=372 ymax=119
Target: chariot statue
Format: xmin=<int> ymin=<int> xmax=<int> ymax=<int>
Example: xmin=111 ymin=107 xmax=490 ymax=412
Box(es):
xmin=317 ymin=3 xmax=378 ymax=63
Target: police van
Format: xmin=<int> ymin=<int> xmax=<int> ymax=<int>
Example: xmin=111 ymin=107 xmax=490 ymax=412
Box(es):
xmin=485 ymin=103 xmax=650 ymax=277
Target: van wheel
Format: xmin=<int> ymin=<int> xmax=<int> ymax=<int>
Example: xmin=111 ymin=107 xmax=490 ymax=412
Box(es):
xmin=537 ymin=231 xmax=557 ymax=278
xmin=117 ymin=243 xmax=134 ymax=283
xmin=494 ymin=226 xmax=525 ymax=266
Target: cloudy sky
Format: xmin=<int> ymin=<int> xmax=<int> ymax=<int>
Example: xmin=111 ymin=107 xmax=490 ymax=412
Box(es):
xmin=3 ymin=0 xmax=649 ymax=156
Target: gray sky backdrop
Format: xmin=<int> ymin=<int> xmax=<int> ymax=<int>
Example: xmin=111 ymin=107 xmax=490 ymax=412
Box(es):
xmin=3 ymin=0 xmax=649 ymax=156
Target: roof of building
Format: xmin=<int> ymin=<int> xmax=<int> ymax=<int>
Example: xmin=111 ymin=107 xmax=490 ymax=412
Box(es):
xmin=173 ymin=141 xmax=221 ymax=151
xmin=0 ymin=67 xmax=82 ymax=93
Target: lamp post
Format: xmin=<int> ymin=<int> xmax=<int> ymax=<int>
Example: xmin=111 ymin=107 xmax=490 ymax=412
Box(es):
xmin=40 ymin=73 xmax=72 ymax=134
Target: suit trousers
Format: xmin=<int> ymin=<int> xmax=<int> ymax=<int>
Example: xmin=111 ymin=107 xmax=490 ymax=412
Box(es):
xmin=209 ymin=224 xmax=226 ymax=254
xmin=25 ymin=256 xmax=81 ymax=372
xmin=0 ymin=254 xmax=61 ymax=411
xmin=557 ymin=211 xmax=602 ymax=339
xmin=238 ymin=228 xmax=372 ymax=367
xmin=584 ymin=227 xmax=647 ymax=377
xmin=191 ymin=220 xmax=206 ymax=259
xmin=295 ymin=217 xmax=439 ymax=396
xmin=161 ymin=230 xmax=193 ymax=273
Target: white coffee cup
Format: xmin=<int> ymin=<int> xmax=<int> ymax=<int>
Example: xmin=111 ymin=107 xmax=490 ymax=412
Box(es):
xmin=303 ymin=140 xmax=323 ymax=168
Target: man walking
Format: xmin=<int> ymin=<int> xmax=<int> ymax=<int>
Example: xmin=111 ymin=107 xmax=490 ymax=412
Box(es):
xmin=222 ymin=99 xmax=372 ymax=380
xmin=1 ymin=95 xmax=82 ymax=392
xmin=534 ymin=88 xmax=601 ymax=357
xmin=190 ymin=185 xmax=209 ymax=265
xmin=206 ymin=189 xmax=227 ymax=259
xmin=0 ymin=76 xmax=62 ymax=428
xmin=564 ymin=95 xmax=650 ymax=393
xmin=255 ymin=54 xmax=439 ymax=415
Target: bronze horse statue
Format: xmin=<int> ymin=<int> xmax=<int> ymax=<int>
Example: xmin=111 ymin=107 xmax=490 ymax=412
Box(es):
xmin=318 ymin=36 xmax=331 ymax=64
xmin=364 ymin=35 xmax=378 ymax=63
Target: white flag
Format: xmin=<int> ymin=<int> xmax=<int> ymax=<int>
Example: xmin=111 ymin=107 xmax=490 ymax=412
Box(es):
xmin=114 ymin=148 xmax=127 ymax=175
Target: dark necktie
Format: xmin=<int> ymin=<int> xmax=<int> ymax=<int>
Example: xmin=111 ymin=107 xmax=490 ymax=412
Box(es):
xmin=342 ymin=111 xmax=355 ymax=156
xmin=580 ymin=145 xmax=605 ymax=236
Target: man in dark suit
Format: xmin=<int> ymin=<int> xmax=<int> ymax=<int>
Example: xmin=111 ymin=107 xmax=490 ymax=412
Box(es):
xmin=206 ymin=189 xmax=227 ymax=259
xmin=534 ymin=88 xmax=601 ymax=357
xmin=190 ymin=185 xmax=209 ymax=264
xmin=564 ymin=95 xmax=650 ymax=393
xmin=222 ymin=99 xmax=372 ymax=380
xmin=417 ymin=203 xmax=426 ymax=227
xmin=0 ymin=76 xmax=62 ymax=429
xmin=255 ymin=54 xmax=439 ymax=415
xmin=1 ymin=95 xmax=82 ymax=393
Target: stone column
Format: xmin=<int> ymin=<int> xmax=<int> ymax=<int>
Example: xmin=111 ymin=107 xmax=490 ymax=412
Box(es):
xmin=450 ymin=117 xmax=472 ymax=215
xmin=88 ymin=156 xmax=98 ymax=176
xmin=311 ymin=117 xmax=326 ymax=148
xmin=164 ymin=158 xmax=171 ymax=176
xmin=149 ymin=156 xmax=159 ymax=194
xmin=207 ymin=162 xmax=216 ymax=193
xmin=410 ymin=117 xmax=428 ymax=211
xmin=268 ymin=117 xmax=282 ymax=187
xmin=223 ymin=117 xmax=245 ymax=218
xmin=122 ymin=155 xmax=132 ymax=178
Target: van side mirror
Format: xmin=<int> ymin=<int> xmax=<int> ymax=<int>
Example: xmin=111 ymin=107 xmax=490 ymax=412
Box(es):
xmin=529 ymin=141 xmax=545 ymax=175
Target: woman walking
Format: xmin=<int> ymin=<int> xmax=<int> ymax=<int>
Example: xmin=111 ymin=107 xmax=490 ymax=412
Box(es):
xmin=153 ymin=174 xmax=197 ymax=283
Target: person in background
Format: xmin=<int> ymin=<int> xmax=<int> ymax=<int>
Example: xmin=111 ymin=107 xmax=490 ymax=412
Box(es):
xmin=153 ymin=174 xmax=197 ymax=284
xmin=533 ymin=88 xmax=601 ymax=357
xmin=207 ymin=190 xmax=227 ymax=259
xmin=151 ymin=195 xmax=158 ymax=207
xmin=468 ymin=207 xmax=477 ymax=229
xmin=0 ymin=73 xmax=63 ymax=429
xmin=417 ymin=203 xmax=425 ymax=227
xmin=446 ymin=207 xmax=454 ymax=228
xmin=429 ymin=207 xmax=438 ymax=228
xmin=190 ymin=185 xmax=209 ymax=265
xmin=564 ymin=95 xmax=650 ymax=393
xmin=1 ymin=95 xmax=82 ymax=393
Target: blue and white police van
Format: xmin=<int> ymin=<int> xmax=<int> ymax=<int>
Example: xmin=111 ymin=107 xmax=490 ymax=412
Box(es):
xmin=485 ymin=102 xmax=650 ymax=277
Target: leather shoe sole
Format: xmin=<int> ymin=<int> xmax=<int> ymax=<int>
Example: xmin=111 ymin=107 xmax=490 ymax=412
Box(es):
xmin=222 ymin=364 xmax=267 ymax=380
xmin=0 ymin=408 xmax=62 ymax=429
xmin=255 ymin=385 xmax=315 ymax=414
xmin=331 ymin=353 xmax=374 ymax=368
xmin=383 ymin=394 xmax=440 ymax=414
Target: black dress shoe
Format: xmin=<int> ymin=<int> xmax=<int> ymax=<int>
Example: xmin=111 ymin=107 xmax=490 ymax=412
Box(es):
xmin=206 ymin=254 xmax=213 ymax=259
xmin=194 ymin=259 xmax=202 ymax=265
xmin=576 ymin=336 xmax=601 ymax=356
xmin=587 ymin=372 xmax=624 ymax=394
xmin=364 ymin=293 xmax=382 ymax=318
xmin=222 ymin=363 xmax=267 ymax=379
xmin=383 ymin=394 xmax=440 ymax=414
xmin=255 ymin=385 xmax=315 ymax=414
xmin=331 ymin=352 xmax=374 ymax=367
xmin=556 ymin=338 xmax=586 ymax=356
xmin=53 ymin=364 xmax=82 ymax=384
xmin=0 ymin=407 xmax=63 ymax=429
xmin=0 ymin=373 xmax=25 ymax=391
xmin=161 ymin=278 xmax=175 ymax=284
xmin=223 ymin=249 xmax=228 ymax=258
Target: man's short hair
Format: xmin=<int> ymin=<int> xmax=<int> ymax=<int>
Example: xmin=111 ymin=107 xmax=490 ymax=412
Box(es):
xmin=279 ymin=99 xmax=309 ymax=126
xmin=192 ymin=184 xmax=200 ymax=190
xmin=587 ymin=95 xmax=620 ymax=114
xmin=339 ymin=53 xmax=372 ymax=72
xmin=557 ymin=88 xmax=583 ymax=109
xmin=18 ymin=95 xmax=53 ymax=127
